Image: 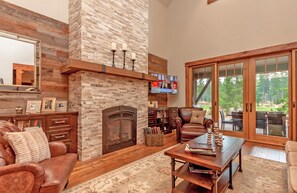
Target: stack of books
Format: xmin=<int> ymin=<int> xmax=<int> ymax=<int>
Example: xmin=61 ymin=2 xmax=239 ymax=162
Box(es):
xmin=185 ymin=143 xmax=216 ymax=156
xmin=188 ymin=163 xmax=214 ymax=174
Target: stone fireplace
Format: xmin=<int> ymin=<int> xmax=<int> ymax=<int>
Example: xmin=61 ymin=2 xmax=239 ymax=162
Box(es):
xmin=68 ymin=0 xmax=149 ymax=161
xmin=102 ymin=106 xmax=137 ymax=154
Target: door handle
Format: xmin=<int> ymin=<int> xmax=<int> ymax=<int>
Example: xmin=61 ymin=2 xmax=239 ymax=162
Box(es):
xmin=246 ymin=103 xmax=249 ymax=112
xmin=250 ymin=103 xmax=252 ymax=112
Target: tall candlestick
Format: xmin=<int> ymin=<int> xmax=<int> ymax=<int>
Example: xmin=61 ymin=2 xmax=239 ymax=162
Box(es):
xmin=111 ymin=50 xmax=116 ymax=67
xmin=122 ymin=43 xmax=127 ymax=51
xmin=131 ymin=59 xmax=135 ymax=71
xmin=131 ymin=53 xmax=136 ymax=60
xmin=122 ymin=50 xmax=127 ymax=69
xmin=111 ymin=42 xmax=116 ymax=50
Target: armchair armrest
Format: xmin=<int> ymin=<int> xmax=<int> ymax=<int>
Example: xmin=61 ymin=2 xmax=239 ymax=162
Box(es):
xmin=0 ymin=162 xmax=45 ymax=193
xmin=49 ymin=141 xmax=67 ymax=157
xmin=203 ymin=118 xmax=214 ymax=129
xmin=175 ymin=117 xmax=182 ymax=143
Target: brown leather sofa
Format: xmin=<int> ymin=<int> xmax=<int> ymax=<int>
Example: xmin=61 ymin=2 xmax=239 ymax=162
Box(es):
xmin=286 ymin=141 xmax=297 ymax=193
xmin=0 ymin=120 xmax=77 ymax=193
xmin=175 ymin=107 xmax=213 ymax=143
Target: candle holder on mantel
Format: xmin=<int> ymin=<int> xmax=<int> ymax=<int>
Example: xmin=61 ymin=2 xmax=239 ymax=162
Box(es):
xmin=111 ymin=49 xmax=116 ymax=67
xmin=122 ymin=50 xmax=127 ymax=69
xmin=131 ymin=59 xmax=135 ymax=71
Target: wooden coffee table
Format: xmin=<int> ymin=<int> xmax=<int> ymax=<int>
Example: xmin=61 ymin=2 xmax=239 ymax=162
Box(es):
xmin=164 ymin=134 xmax=245 ymax=193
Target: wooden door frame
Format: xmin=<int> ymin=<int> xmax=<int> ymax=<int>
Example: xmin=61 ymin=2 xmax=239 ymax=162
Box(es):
xmin=185 ymin=41 xmax=297 ymax=145
xmin=292 ymin=50 xmax=297 ymax=141
xmin=216 ymin=59 xmax=249 ymax=139
xmin=248 ymin=51 xmax=292 ymax=145
xmin=186 ymin=64 xmax=217 ymax=119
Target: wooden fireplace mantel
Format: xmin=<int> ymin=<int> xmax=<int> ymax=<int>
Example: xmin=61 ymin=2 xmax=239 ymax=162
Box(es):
xmin=60 ymin=59 xmax=157 ymax=81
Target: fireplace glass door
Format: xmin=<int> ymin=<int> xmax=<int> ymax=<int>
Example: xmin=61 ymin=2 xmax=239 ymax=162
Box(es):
xmin=103 ymin=106 xmax=137 ymax=154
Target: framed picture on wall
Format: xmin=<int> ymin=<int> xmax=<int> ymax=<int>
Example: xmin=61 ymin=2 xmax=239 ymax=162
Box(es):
xmin=41 ymin=97 xmax=56 ymax=112
xmin=55 ymin=101 xmax=68 ymax=112
xmin=26 ymin=100 xmax=42 ymax=114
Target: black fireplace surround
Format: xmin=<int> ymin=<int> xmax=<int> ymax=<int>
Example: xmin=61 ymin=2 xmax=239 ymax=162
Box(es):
xmin=102 ymin=105 xmax=137 ymax=154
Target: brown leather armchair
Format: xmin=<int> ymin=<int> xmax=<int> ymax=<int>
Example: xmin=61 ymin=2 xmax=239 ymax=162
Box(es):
xmin=175 ymin=107 xmax=213 ymax=143
xmin=0 ymin=120 xmax=77 ymax=193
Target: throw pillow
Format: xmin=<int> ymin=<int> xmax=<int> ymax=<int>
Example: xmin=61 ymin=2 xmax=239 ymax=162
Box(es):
xmin=4 ymin=127 xmax=51 ymax=163
xmin=190 ymin=110 xmax=206 ymax=125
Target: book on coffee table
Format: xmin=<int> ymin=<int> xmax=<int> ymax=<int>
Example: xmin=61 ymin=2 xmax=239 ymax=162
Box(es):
xmin=185 ymin=144 xmax=216 ymax=156
xmin=188 ymin=143 xmax=214 ymax=150
xmin=188 ymin=163 xmax=215 ymax=174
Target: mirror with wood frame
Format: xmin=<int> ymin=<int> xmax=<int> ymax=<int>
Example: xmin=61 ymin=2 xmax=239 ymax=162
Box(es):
xmin=0 ymin=30 xmax=41 ymax=93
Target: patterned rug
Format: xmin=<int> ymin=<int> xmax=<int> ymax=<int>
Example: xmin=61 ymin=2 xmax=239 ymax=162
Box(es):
xmin=64 ymin=149 xmax=287 ymax=193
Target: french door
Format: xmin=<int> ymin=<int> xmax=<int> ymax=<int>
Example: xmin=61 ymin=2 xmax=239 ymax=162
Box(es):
xmin=217 ymin=60 xmax=248 ymax=138
xmin=187 ymin=52 xmax=295 ymax=145
xmin=190 ymin=65 xmax=215 ymax=119
xmin=248 ymin=52 xmax=292 ymax=145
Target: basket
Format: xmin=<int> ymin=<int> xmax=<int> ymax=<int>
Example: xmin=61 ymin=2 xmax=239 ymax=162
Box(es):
xmin=145 ymin=133 xmax=164 ymax=146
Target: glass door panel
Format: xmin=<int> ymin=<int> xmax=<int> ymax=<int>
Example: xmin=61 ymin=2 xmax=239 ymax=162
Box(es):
xmin=192 ymin=66 xmax=212 ymax=118
xmin=218 ymin=62 xmax=244 ymax=133
xmin=255 ymin=56 xmax=289 ymax=138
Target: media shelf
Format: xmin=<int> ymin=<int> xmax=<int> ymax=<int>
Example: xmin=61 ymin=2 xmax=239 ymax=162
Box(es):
xmin=148 ymin=107 xmax=177 ymax=134
xmin=173 ymin=162 xmax=239 ymax=193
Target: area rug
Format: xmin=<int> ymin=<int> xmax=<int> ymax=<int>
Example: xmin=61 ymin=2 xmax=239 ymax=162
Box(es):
xmin=64 ymin=149 xmax=287 ymax=193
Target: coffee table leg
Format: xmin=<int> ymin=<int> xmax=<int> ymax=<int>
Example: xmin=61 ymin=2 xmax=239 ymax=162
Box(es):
xmin=239 ymin=149 xmax=243 ymax=172
xmin=171 ymin=158 xmax=176 ymax=189
xmin=212 ymin=173 xmax=218 ymax=193
xmin=228 ymin=160 xmax=233 ymax=190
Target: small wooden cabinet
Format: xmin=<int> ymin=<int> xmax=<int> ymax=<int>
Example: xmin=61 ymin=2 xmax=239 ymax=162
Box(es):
xmin=148 ymin=107 xmax=178 ymax=134
xmin=0 ymin=112 xmax=78 ymax=153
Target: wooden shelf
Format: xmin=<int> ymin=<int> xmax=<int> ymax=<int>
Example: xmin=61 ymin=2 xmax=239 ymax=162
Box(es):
xmin=173 ymin=163 xmax=213 ymax=190
xmin=173 ymin=181 xmax=210 ymax=193
xmin=173 ymin=162 xmax=239 ymax=193
xmin=60 ymin=59 xmax=158 ymax=81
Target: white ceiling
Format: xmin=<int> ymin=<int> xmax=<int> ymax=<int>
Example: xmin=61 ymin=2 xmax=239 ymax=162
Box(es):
xmin=158 ymin=0 xmax=173 ymax=7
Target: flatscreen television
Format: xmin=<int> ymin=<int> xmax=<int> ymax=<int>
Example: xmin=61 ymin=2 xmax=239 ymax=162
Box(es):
xmin=149 ymin=74 xmax=177 ymax=94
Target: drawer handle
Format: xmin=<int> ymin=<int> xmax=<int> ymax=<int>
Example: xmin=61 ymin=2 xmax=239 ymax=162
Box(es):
xmin=55 ymin=134 xmax=66 ymax=139
xmin=54 ymin=120 xmax=66 ymax=124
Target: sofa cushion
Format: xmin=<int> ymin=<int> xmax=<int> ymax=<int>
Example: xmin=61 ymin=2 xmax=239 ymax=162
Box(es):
xmin=39 ymin=153 xmax=77 ymax=193
xmin=4 ymin=127 xmax=50 ymax=164
xmin=190 ymin=110 xmax=206 ymax=125
xmin=287 ymin=152 xmax=297 ymax=166
xmin=288 ymin=166 xmax=297 ymax=193
xmin=178 ymin=107 xmax=203 ymax=123
xmin=286 ymin=141 xmax=297 ymax=153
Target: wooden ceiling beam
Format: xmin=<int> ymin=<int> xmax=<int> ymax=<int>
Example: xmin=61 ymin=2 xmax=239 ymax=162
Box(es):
xmin=208 ymin=0 xmax=218 ymax=4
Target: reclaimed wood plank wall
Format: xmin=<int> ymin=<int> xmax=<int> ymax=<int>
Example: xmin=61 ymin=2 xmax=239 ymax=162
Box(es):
xmin=0 ymin=1 xmax=69 ymax=114
xmin=148 ymin=53 xmax=168 ymax=107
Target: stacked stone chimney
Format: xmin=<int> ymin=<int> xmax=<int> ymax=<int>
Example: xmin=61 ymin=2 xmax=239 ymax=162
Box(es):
xmin=68 ymin=0 xmax=148 ymax=161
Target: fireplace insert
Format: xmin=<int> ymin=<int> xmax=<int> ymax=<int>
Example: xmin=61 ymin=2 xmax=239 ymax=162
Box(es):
xmin=102 ymin=106 xmax=137 ymax=154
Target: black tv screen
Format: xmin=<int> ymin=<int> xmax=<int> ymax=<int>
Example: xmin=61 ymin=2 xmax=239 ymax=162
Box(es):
xmin=150 ymin=74 xmax=177 ymax=94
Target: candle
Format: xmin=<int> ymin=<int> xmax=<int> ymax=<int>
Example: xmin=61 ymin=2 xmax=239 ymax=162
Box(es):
xmin=219 ymin=132 xmax=223 ymax=138
xmin=122 ymin=43 xmax=127 ymax=51
xmin=207 ymin=128 xmax=212 ymax=134
xmin=111 ymin=42 xmax=116 ymax=50
xmin=131 ymin=53 xmax=136 ymax=60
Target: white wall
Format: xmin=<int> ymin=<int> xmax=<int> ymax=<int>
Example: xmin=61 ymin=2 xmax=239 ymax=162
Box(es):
xmin=167 ymin=0 xmax=297 ymax=107
xmin=0 ymin=37 xmax=34 ymax=85
xmin=148 ymin=0 xmax=169 ymax=59
xmin=4 ymin=0 xmax=69 ymax=23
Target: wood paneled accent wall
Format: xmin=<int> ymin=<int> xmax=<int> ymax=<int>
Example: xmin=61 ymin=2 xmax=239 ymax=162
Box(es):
xmin=148 ymin=53 xmax=168 ymax=107
xmin=0 ymin=1 xmax=69 ymax=114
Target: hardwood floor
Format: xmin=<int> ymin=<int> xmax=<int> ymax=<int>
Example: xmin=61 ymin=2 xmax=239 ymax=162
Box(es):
xmin=67 ymin=133 xmax=286 ymax=189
